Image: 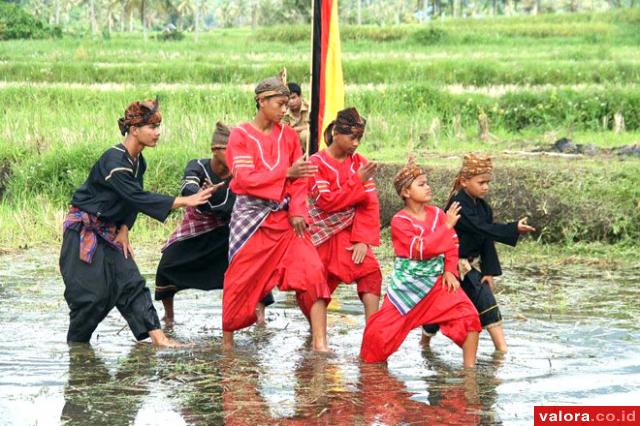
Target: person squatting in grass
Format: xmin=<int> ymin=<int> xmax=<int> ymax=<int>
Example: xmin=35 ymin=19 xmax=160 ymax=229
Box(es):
xmin=59 ymin=98 xmax=214 ymax=347
xmin=299 ymin=107 xmax=382 ymax=325
xmin=154 ymin=122 xmax=275 ymax=325
xmin=421 ymin=154 xmax=536 ymax=352
xmin=360 ymin=159 xmax=481 ymax=367
xmin=221 ymin=71 xmax=331 ymax=352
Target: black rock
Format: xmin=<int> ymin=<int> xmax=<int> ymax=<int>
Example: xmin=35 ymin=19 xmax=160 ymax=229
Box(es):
xmin=552 ymin=137 xmax=577 ymax=153
xmin=576 ymin=144 xmax=599 ymax=155
xmin=613 ymin=144 xmax=640 ymax=157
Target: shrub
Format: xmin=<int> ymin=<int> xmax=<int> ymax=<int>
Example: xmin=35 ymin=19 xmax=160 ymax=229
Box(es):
xmin=341 ymin=25 xmax=411 ymax=42
xmin=375 ymin=162 xmax=640 ymax=244
xmin=0 ymin=3 xmax=61 ymax=40
xmin=411 ymin=27 xmax=447 ymax=45
xmin=157 ymin=30 xmax=186 ymax=42
xmin=254 ymin=25 xmax=309 ymax=43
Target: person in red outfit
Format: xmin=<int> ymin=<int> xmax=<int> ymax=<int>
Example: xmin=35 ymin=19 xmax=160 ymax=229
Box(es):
xmin=360 ymin=159 xmax=481 ymax=367
xmin=298 ymin=107 xmax=382 ymax=322
xmin=222 ymin=71 xmax=331 ymax=352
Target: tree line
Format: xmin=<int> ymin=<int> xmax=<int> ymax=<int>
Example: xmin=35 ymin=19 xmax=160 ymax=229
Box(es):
xmin=4 ymin=0 xmax=640 ymax=36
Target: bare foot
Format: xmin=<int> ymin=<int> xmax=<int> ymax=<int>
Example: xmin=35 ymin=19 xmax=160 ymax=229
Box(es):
xmin=487 ymin=324 xmax=507 ymax=353
xmin=312 ymin=343 xmax=330 ymax=353
xmin=157 ymin=338 xmax=189 ymax=348
xmin=148 ymin=329 xmax=189 ymax=348
xmin=161 ymin=298 xmax=175 ymax=325
xmin=255 ymin=303 xmax=266 ymax=326
xmin=222 ymin=331 xmax=234 ymax=351
xmin=420 ymin=332 xmax=432 ymax=347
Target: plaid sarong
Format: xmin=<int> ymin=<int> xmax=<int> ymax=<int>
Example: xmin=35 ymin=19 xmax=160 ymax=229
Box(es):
xmin=63 ymin=207 xmax=120 ymax=263
xmin=307 ymin=198 xmax=355 ymax=247
xmin=162 ymin=207 xmax=226 ymax=252
xmin=387 ymin=256 xmax=445 ymax=315
xmin=228 ymin=195 xmax=289 ymax=261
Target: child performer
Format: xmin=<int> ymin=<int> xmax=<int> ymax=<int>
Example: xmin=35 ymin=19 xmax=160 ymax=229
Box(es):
xmin=154 ymin=122 xmax=274 ymax=324
xmin=360 ymin=160 xmax=481 ymax=367
xmin=300 ymin=107 xmax=382 ymax=322
xmin=59 ymin=98 xmax=214 ymax=347
xmin=222 ymin=71 xmax=331 ymax=352
xmin=422 ymin=154 xmax=535 ymax=352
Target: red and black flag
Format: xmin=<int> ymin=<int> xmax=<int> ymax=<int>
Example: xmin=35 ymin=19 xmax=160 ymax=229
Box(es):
xmin=309 ymin=0 xmax=345 ymax=155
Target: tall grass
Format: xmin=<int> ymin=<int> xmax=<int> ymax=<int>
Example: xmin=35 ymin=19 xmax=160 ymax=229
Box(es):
xmin=2 ymin=157 xmax=638 ymax=249
xmin=1 ymin=11 xmax=640 ymax=249
xmin=3 ymin=85 xmax=640 ymax=154
xmin=3 ymin=57 xmax=640 ymax=86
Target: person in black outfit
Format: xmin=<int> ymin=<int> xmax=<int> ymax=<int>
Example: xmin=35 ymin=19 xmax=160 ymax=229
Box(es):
xmin=154 ymin=122 xmax=274 ymax=324
xmin=422 ymin=154 xmax=535 ymax=352
xmin=59 ymin=98 xmax=214 ymax=347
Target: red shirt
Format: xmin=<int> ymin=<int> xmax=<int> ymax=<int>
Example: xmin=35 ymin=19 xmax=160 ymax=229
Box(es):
xmin=227 ymin=122 xmax=307 ymax=218
xmin=390 ymin=205 xmax=459 ymax=274
xmin=308 ymin=150 xmax=380 ymax=246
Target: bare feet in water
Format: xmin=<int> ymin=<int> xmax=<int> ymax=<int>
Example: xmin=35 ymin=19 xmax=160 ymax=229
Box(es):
xmin=255 ymin=302 xmax=267 ymax=326
xmin=312 ymin=343 xmax=330 ymax=353
xmin=161 ymin=298 xmax=175 ymax=326
xmin=222 ymin=331 xmax=234 ymax=351
xmin=148 ymin=329 xmax=189 ymax=348
xmin=420 ymin=332 xmax=432 ymax=347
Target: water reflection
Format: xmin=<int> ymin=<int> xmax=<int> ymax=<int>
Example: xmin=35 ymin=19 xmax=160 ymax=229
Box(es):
xmin=218 ymin=348 xmax=500 ymax=425
xmin=1 ymin=248 xmax=639 ymax=425
xmin=61 ymin=344 xmax=154 ymax=425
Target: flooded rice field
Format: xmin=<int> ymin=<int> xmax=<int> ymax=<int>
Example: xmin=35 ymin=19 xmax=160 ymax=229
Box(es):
xmin=0 ymin=248 xmax=639 ymax=425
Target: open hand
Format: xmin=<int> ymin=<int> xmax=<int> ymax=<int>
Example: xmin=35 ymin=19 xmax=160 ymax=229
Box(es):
xmin=287 ymin=157 xmax=318 ymax=179
xmin=517 ymin=217 xmax=536 ymax=233
xmin=114 ymin=225 xmax=135 ymax=260
xmin=445 ymin=202 xmax=461 ymax=229
xmin=442 ymin=271 xmax=460 ymax=293
xmin=357 ymin=162 xmax=377 ymax=182
xmin=481 ymin=275 xmax=494 ymax=291
xmin=346 ymin=242 xmax=368 ymax=264
xmin=202 ymin=179 xmax=226 ymax=194
xmin=289 ymin=215 xmax=307 ymax=237
xmin=178 ymin=186 xmax=216 ymax=208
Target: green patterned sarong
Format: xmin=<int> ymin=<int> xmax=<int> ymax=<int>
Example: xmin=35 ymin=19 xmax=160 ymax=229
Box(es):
xmin=387 ymin=256 xmax=444 ymax=315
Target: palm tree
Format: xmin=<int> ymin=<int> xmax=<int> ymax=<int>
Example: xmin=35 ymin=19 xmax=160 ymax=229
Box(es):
xmin=175 ymin=0 xmax=194 ymax=30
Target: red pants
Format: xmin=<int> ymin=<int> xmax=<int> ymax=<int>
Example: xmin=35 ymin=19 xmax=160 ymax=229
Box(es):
xmin=360 ymin=277 xmax=481 ymax=363
xmin=222 ymin=211 xmax=330 ymax=332
xmin=298 ymin=228 xmax=382 ymax=318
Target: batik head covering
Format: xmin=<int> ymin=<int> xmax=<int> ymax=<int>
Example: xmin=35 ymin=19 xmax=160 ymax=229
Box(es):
xmin=393 ymin=157 xmax=426 ymax=196
xmin=458 ymin=153 xmax=493 ymax=179
xmin=323 ymin=107 xmax=367 ymax=145
xmin=449 ymin=153 xmax=493 ymax=200
xmin=211 ymin=121 xmax=231 ymax=149
xmin=255 ymin=69 xmax=290 ymax=101
xmin=117 ymin=97 xmax=162 ymax=136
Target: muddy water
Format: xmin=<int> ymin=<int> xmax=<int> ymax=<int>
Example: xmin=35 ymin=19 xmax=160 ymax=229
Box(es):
xmin=0 ymin=248 xmax=638 ymax=425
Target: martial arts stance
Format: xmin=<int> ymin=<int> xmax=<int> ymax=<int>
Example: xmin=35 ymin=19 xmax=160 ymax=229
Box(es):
xmin=60 ymin=98 xmax=213 ymax=346
xmin=222 ymin=72 xmax=331 ymax=352
xmin=361 ymin=160 xmax=481 ymax=366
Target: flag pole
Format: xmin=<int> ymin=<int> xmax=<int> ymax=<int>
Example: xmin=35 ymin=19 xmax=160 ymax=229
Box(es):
xmin=308 ymin=0 xmax=322 ymax=157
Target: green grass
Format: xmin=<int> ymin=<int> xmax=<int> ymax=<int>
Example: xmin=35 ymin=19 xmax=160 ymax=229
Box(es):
xmin=1 ymin=11 xmax=639 ymax=250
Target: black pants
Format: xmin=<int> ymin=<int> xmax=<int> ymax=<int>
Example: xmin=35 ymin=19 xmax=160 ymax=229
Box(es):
xmin=423 ymin=269 xmax=502 ymax=335
xmin=155 ymin=226 xmax=274 ymax=306
xmin=60 ymin=229 xmax=161 ymax=342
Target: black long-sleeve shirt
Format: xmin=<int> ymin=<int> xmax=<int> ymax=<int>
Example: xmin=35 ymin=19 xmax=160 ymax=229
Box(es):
xmin=447 ymin=189 xmax=519 ymax=276
xmin=71 ymin=144 xmax=174 ymax=229
xmin=180 ymin=158 xmax=234 ymax=220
